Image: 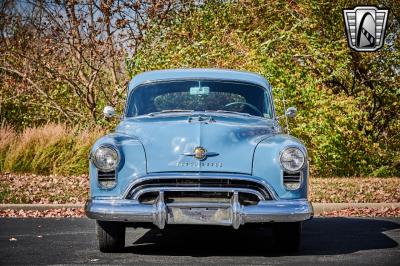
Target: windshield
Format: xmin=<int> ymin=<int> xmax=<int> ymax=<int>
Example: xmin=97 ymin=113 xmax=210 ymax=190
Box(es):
xmin=126 ymin=80 xmax=273 ymax=118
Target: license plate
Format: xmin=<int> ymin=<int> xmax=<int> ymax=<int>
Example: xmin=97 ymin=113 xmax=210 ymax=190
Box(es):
xmin=167 ymin=207 xmax=231 ymax=225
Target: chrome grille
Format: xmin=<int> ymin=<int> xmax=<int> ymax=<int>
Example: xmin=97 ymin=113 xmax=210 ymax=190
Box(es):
xmin=126 ymin=177 xmax=272 ymax=200
xmin=138 ymin=190 xmax=260 ymax=206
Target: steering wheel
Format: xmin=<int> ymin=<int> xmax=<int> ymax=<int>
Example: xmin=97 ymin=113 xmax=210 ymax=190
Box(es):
xmin=223 ymin=102 xmax=263 ymax=116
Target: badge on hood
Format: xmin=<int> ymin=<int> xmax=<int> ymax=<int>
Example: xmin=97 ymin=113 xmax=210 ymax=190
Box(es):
xmin=183 ymin=147 xmax=219 ymax=161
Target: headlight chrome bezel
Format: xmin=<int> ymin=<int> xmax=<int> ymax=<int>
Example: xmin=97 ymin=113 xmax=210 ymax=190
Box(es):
xmin=279 ymin=146 xmax=306 ymax=173
xmin=92 ymin=144 xmax=120 ymax=172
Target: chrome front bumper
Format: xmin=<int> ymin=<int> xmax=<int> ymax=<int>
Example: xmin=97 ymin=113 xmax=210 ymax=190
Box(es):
xmin=85 ymin=192 xmax=313 ymax=229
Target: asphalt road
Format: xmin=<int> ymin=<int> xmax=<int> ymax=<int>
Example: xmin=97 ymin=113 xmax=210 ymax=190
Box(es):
xmin=0 ymin=218 xmax=399 ymax=265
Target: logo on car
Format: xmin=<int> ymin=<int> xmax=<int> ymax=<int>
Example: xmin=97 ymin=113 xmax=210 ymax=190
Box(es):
xmin=182 ymin=146 xmax=219 ymax=161
xmin=343 ymin=6 xmax=389 ymax=52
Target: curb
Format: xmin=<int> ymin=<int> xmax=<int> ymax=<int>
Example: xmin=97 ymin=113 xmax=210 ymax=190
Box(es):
xmin=0 ymin=204 xmax=83 ymax=211
xmin=1 ymin=203 xmax=399 ymax=214
xmin=312 ymin=203 xmax=400 ymax=213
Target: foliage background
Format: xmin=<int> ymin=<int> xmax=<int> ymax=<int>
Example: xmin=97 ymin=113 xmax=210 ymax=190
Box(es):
xmin=1 ymin=0 xmax=399 ymax=177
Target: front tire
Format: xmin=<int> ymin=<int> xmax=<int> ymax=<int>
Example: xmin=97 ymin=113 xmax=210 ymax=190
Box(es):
xmin=273 ymin=222 xmax=302 ymax=252
xmin=96 ymin=221 xmax=125 ymax=252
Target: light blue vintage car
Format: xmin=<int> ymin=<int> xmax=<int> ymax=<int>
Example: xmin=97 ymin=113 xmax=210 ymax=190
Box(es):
xmin=85 ymin=68 xmax=313 ymax=252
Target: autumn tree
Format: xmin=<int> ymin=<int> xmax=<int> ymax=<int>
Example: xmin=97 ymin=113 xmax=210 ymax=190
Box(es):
xmin=0 ymin=0 xmax=191 ymax=126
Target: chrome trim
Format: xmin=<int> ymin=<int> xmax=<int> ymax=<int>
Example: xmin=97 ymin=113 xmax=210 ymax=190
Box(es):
xmin=166 ymin=202 xmax=231 ymax=208
xmin=153 ymin=191 xmax=167 ymax=229
xmin=281 ymin=169 xmax=304 ymax=191
xmin=97 ymin=170 xmax=118 ymax=190
xmin=91 ymin=144 xmax=121 ymax=172
xmin=279 ymin=146 xmax=306 ymax=173
xmin=132 ymin=186 xmax=265 ymax=201
xmin=231 ymin=192 xmax=241 ymax=229
xmin=182 ymin=147 xmax=219 ymax=160
xmin=122 ymin=174 xmax=279 ymax=200
xmin=85 ymin=198 xmax=313 ymax=229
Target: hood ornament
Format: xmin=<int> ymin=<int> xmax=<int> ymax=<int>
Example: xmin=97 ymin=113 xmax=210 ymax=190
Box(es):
xmin=183 ymin=146 xmax=219 ymax=161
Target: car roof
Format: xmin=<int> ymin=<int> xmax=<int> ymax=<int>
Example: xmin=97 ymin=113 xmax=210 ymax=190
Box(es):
xmin=127 ymin=68 xmax=271 ymax=93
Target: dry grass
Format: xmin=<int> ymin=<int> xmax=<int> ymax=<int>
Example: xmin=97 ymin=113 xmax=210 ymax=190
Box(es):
xmin=0 ymin=124 xmax=17 ymax=170
xmin=0 ymin=123 xmax=104 ymax=175
xmin=0 ymin=124 xmax=16 ymax=151
xmin=13 ymin=123 xmax=70 ymax=154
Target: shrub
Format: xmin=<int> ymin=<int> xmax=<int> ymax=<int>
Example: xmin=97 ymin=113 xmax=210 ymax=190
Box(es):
xmin=126 ymin=0 xmax=400 ymax=177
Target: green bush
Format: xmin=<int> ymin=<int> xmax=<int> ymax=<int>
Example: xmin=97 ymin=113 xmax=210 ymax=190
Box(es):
xmin=126 ymin=0 xmax=400 ymax=177
xmin=0 ymin=1 xmax=398 ymax=177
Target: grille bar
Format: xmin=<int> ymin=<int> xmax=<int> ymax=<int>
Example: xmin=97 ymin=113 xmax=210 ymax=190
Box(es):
xmin=126 ymin=177 xmax=272 ymax=200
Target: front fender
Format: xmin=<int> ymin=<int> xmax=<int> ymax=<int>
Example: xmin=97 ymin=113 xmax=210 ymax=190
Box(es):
xmin=252 ymin=134 xmax=309 ymax=199
xmin=89 ymin=133 xmax=147 ymax=198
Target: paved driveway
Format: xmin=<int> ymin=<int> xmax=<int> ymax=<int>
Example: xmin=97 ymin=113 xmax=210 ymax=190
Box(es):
xmin=0 ymin=217 xmax=399 ymax=265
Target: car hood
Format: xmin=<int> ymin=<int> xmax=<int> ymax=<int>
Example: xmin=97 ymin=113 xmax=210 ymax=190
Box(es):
xmin=116 ymin=114 xmax=275 ymax=174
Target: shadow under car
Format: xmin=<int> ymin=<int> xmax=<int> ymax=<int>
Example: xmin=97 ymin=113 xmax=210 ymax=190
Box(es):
xmin=122 ymin=217 xmax=399 ymax=257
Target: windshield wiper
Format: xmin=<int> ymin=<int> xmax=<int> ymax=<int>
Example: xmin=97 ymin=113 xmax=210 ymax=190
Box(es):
xmin=205 ymin=110 xmax=252 ymax=117
xmin=147 ymin=109 xmax=194 ymax=116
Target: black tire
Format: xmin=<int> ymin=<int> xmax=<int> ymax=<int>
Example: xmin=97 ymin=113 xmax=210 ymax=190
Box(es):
xmin=96 ymin=220 xmax=125 ymax=252
xmin=273 ymin=222 xmax=302 ymax=252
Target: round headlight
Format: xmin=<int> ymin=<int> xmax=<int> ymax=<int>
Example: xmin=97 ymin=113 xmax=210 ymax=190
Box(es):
xmin=280 ymin=147 xmax=305 ymax=172
xmin=92 ymin=145 xmax=119 ymax=172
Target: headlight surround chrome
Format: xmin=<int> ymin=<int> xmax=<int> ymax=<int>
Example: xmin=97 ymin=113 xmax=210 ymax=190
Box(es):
xmin=279 ymin=147 xmax=306 ymax=172
xmin=92 ymin=145 xmax=120 ymax=172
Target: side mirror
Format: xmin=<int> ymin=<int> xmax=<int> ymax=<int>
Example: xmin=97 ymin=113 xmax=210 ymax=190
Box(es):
xmin=285 ymin=106 xmax=297 ymax=118
xmin=103 ymin=106 xmax=115 ymax=118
